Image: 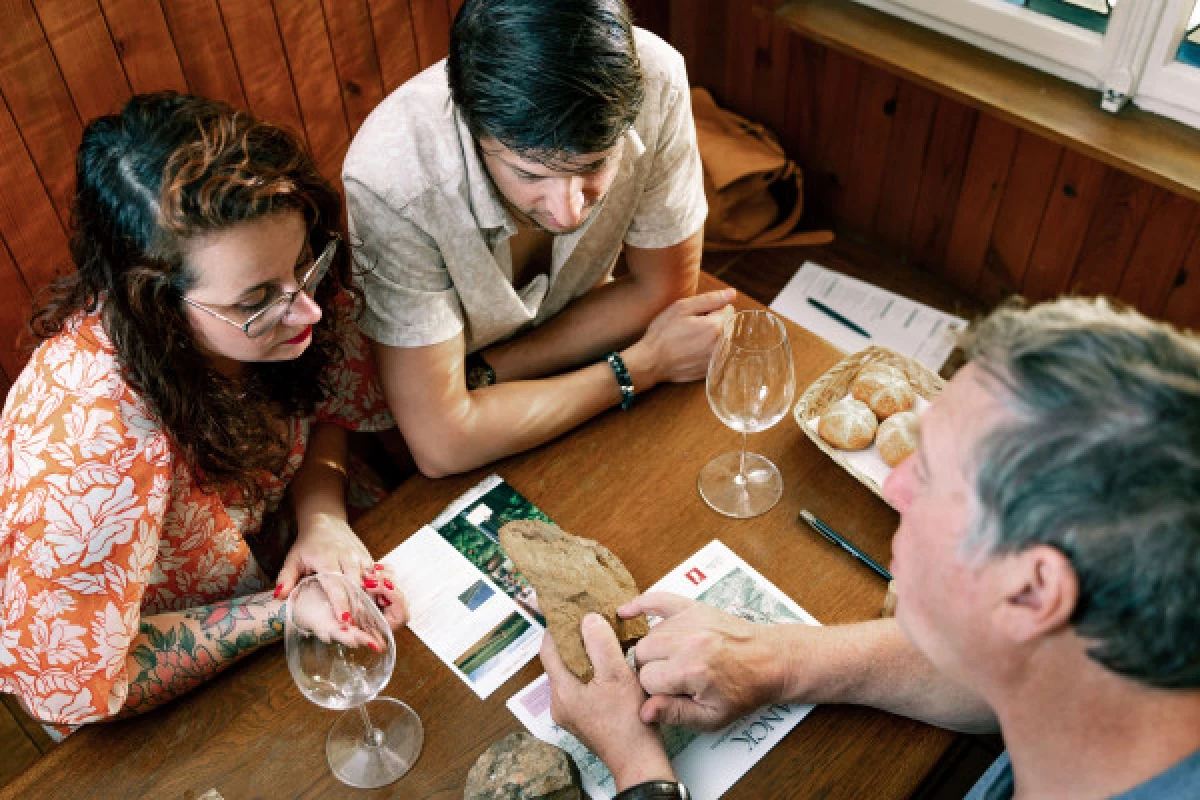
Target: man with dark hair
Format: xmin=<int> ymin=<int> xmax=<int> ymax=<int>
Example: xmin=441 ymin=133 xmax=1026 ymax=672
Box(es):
xmin=542 ymin=297 xmax=1200 ymax=799
xmin=344 ymin=0 xmax=729 ymax=478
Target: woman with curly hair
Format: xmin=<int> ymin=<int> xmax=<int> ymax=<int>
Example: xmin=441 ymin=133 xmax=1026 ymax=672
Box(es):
xmin=0 ymin=92 xmax=405 ymax=733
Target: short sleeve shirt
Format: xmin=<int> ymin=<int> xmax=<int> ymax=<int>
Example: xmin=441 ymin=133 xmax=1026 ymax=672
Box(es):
xmin=343 ymin=27 xmax=707 ymax=353
xmin=966 ymin=749 xmax=1200 ymax=800
xmin=0 ymin=304 xmax=392 ymax=727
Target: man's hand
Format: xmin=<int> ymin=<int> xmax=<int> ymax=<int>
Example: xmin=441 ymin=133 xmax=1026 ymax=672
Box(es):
xmin=622 ymin=592 xmax=788 ymax=730
xmin=541 ymin=614 xmax=676 ymax=791
xmin=623 ymin=289 xmax=737 ymax=389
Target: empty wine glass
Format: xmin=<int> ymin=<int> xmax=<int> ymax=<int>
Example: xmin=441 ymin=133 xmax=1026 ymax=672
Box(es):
xmin=699 ymin=310 xmax=796 ymax=518
xmin=285 ymin=572 xmax=423 ymax=788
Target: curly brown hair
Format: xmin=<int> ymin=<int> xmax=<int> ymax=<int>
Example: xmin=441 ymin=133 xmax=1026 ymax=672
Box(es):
xmin=32 ymin=92 xmax=358 ymax=504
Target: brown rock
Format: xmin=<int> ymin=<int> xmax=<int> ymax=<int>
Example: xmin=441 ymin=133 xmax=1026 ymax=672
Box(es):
xmin=499 ymin=520 xmax=649 ymax=682
xmin=463 ymin=732 xmax=582 ymax=800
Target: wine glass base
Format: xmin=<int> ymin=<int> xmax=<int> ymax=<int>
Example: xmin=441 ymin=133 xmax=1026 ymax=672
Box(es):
xmin=327 ymin=697 xmax=424 ymax=789
xmin=698 ymin=451 xmax=784 ymax=518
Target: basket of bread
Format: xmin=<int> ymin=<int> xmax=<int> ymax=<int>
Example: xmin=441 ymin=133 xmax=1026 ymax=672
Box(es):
xmin=793 ymin=346 xmax=946 ymax=499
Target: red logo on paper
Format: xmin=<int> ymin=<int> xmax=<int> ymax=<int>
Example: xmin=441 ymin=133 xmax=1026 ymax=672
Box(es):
xmin=685 ymin=568 xmax=706 ymax=586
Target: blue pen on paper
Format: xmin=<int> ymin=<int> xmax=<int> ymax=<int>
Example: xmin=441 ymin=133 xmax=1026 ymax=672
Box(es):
xmin=807 ymin=296 xmax=871 ymax=339
xmin=799 ymin=509 xmax=892 ymax=581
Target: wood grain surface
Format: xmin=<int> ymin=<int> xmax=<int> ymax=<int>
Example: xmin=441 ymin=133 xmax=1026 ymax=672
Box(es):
xmin=0 ymin=273 xmax=957 ymax=799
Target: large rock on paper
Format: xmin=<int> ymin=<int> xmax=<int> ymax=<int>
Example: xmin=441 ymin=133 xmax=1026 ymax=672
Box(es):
xmin=499 ymin=520 xmax=649 ymax=682
xmin=464 ymin=732 xmax=582 ymax=800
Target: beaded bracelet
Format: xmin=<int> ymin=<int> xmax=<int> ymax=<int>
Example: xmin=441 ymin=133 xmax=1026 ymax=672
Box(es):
xmin=605 ymin=351 xmax=636 ymax=410
xmin=613 ymin=780 xmax=690 ymax=800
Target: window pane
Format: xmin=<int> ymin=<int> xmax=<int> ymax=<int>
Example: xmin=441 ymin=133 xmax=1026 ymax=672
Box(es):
xmin=1177 ymin=1 xmax=1200 ymax=67
xmin=1001 ymin=0 xmax=1114 ymax=34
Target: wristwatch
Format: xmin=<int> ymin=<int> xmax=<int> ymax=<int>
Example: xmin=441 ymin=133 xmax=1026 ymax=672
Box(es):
xmin=465 ymin=351 xmax=496 ymax=390
xmin=613 ymin=780 xmax=690 ymax=800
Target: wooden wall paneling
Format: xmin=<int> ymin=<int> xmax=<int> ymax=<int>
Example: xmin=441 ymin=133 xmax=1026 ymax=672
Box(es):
xmin=1115 ymin=191 xmax=1200 ymax=316
xmin=366 ymin=0 xmax=421 ymax=93
xmin=781 ymin=34 xmax=824 ymax=175
xmin=0 ymin=239 xmax=34 ymax=381
xmin=34 ymin=0 xmax=132 ymax=122
xmin=872 ymin=80 xmax=938 ymax=253
xmin=941 ymin=114 xmax=1018 ymax=294
xmin=720 ymin=0 xmax=759 ymax=118
xmin=321 ymin=0 xmax=386 ymax=132
xmin=908 ymin=97 xmax=976 ymax=275
xmin=1067 ymin=170 xmax=1158 ymax=298
xmin=669 ymin=0 xmax=726 ymax=107
xmin=0 ymin=0 xmax=84 ymax=225
xmin=627 ymin=0 xmax=669 ymax=40
xmin=217 ymin=0 xmax=305 ymax=140
xmin=1162 ymin=228 xmax=1200 ymax=329
xmin=812 ymin=48 xmax=862 ymax=223
xmin=0 ymin=94 xmax=71 ymax=293
xmin=749 ymin=13 xmax=792 ymax=145
xmin=838 ymin=62 xmax=898 ymax=233
xmin=159 ymin=0 xmax=246 ymax=108
xmin=446 ymin=0 xmax=463 ymax=22
xmin=975 ymin=131 xmax=1063 ymax=304
xmin=409 ymin=0 xmax=451 ymax=69
xmin=99 ymin=0 xmax=189 ymax=95
xmin=1021 ymin=150 xmax=1109 ymax=301
xmin=274 ymin=0 xmax=353 ymax=182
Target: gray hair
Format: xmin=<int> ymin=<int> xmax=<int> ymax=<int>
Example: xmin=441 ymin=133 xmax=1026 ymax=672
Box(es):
xmin=962 ymin=297 xmax=1200 ymax=689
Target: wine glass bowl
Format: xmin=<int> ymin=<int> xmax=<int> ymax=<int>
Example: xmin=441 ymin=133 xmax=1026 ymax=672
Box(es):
xmin=699 ymin=310 xmax=796 ymax=518
xmin=285 ymin=573 xmax=423 ymax=788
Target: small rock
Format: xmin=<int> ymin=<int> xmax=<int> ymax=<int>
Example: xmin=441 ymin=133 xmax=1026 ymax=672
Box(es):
xmin=464 ymin=732 xmax=582 ymax=800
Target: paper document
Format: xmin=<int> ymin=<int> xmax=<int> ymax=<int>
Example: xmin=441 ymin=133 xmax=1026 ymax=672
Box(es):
xmin=770 ymin=261 xmax=967 ymax=370
xmin=382 ymin=475 xmax=547 ymax=699
xmin=507 ymin=540 xmax=820 ymax=800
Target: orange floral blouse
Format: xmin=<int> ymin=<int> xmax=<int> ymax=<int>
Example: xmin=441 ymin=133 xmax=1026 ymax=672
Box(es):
xmin=0 ymin=308 xmax=393 ymax=727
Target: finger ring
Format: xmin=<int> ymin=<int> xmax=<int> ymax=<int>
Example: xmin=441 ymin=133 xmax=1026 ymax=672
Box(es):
xmin=625 ymin=643 xmax=639 ymax=674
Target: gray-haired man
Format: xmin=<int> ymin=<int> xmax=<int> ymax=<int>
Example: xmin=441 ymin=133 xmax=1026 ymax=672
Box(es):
xmin=541 ymin=297 xmax=1200 ymax=800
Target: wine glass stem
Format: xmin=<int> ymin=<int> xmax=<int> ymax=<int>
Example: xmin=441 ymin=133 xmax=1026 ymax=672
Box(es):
xmin=736 ymin=430 xmax=749 ymax=485
xmin=358 ymin=703 xmax=383 ymax=747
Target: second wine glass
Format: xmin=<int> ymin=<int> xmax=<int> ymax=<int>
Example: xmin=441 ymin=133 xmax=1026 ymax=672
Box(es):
xmin=285 ymin=572 xmax=423 ymax=789
xmin=699 ymin=310 xmax=796 ymax=518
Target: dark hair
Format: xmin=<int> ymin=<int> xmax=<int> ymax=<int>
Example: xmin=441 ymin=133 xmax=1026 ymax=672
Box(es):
xmin=446 ymin=0 xmax=645 ymax=165
xmin=32 ymin=92 xmax=356 ymax=504
xmin=963 ymin=297 xmax=1200 ymax=689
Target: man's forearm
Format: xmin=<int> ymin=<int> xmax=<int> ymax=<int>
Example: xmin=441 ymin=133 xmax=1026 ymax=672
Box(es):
xmin=779 ymin=618 xmax=999 ymax=734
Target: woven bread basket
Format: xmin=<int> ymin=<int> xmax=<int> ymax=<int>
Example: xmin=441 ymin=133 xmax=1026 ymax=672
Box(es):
xmin=793 ymin=346 xmax=946 ymax=499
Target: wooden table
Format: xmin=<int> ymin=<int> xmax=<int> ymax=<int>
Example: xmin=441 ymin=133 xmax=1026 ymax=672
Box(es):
xmin=3 ymin=278 xmax=957 ymax=799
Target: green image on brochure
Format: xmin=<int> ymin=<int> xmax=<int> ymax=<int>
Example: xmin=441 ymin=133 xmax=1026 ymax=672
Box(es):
xmin=433 ymin=476 xmax=549 ymax=627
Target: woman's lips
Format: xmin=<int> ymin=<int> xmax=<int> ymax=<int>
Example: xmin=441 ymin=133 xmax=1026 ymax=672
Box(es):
xmin=284 ymin=325 xmax=312 ymax=345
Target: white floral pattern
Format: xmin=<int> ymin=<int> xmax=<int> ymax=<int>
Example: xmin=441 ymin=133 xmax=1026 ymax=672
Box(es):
xmin=0 ymin=307 xmax=393 ymax=727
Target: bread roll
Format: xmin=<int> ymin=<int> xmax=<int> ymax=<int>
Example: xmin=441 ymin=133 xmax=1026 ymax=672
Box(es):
xmin=876 ymin=411 xmax=919 ymax=467
xmin=850 ymin=364 xmax=907 ymax=404
xmin=818 ymin=397 xmax=878 ymax=450
xmin=852 ymin=363 xmax=915 ymax=418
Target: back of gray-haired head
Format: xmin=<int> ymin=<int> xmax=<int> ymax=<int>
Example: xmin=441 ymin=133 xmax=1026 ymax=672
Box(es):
xmin=962 ymin=296 xmax=1200 ymax=689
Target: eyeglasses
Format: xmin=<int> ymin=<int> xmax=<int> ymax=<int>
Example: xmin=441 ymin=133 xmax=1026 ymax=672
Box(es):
xmin=181 ymin=234 xmax=339 ymax=339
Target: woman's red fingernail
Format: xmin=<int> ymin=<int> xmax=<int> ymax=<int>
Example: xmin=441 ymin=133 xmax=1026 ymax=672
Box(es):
xmin=367 ymin=641 xmax=380 ymax=652
xmin=363 ymin=578 xmax=379 ymax=589
xmin=374 ymin=563 xmax=384 ymax=571
xmin=383 ymin=579 xmax=395 ymax=591
xmin=380 ymin=597 xmax=391 ymax=608
xmin=340 ymin=623 xmax=349 ymax=631
xmin=273 ymin=584 xmax=282 ymax=598
xmin=340 ymin=611 xmax=351 ymax=623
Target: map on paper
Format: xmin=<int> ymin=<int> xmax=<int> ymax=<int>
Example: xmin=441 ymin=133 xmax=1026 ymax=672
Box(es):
xmin=382 ymin=475 xmax=546 ymax=699
xmin=507 ymin=540 xmax=821 ymax=800
xmin=770 ymin=261 xmax=967 ymax=370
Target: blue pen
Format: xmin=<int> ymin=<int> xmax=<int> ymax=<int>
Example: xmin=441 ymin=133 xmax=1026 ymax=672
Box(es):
xmin=799 ymin=509 xmax=892 ymax=581
xmin=807 ymin=296 xmax=871 ymax=339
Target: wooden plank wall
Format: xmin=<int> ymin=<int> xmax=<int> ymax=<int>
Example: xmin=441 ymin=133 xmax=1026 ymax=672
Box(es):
xmin=0 ymin=0 xmax=465 ymax=399
xmin=634 ymin=0 xmax=1200 ymax=329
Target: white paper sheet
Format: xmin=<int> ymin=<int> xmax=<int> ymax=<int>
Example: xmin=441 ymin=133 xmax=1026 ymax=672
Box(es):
xmin=769 ymin=261 xmax=967 ymax=370
xmin=507 ymin=540 xmax=820 ymax=800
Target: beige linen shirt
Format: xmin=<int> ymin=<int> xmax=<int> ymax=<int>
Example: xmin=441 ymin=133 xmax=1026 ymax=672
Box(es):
xmin=343 ymin=28 xmax=707 ymax=353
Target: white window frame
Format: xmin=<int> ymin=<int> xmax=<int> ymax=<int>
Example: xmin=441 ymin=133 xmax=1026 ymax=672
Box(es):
xmin=853 ymin=0 xmax=1200 ymax=129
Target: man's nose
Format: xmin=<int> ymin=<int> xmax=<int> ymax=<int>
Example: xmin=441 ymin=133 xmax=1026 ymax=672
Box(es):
xmin=547 ymin=177 xmax=585 ymax=228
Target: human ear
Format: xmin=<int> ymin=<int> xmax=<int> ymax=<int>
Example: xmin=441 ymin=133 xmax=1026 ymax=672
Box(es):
xmin=996 ymin=545 xmax=1079 ymax=644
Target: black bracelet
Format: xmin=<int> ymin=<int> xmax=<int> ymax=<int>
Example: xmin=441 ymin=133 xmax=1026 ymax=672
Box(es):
xmin=606 ymin=351 xmax=635 ymax=410
xmin=465 ymin=350 xmax=496 ymax=390
xmin=614 ymin=780 xmax=690 ymax=800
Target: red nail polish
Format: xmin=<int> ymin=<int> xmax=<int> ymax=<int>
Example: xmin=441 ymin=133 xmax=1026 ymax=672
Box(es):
xmin=340 ymin=623 xmax=349 ymax=631
xmin=273 ymin=584 xmax=282 ymax=599
xmin=340 ymin=611 xmax=351 ymax=623
xmin=367 ymin=641 xmax=380 ymax=652
xmin=383 ymin=579 xmax=395 ymax=591
xmin=380 ymin=597 xmax=391 ymax=608
xmin=363 ymin=578 xmax=379 ymax=589
xmin=374 ymin=563 xmax=384 ymax=571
